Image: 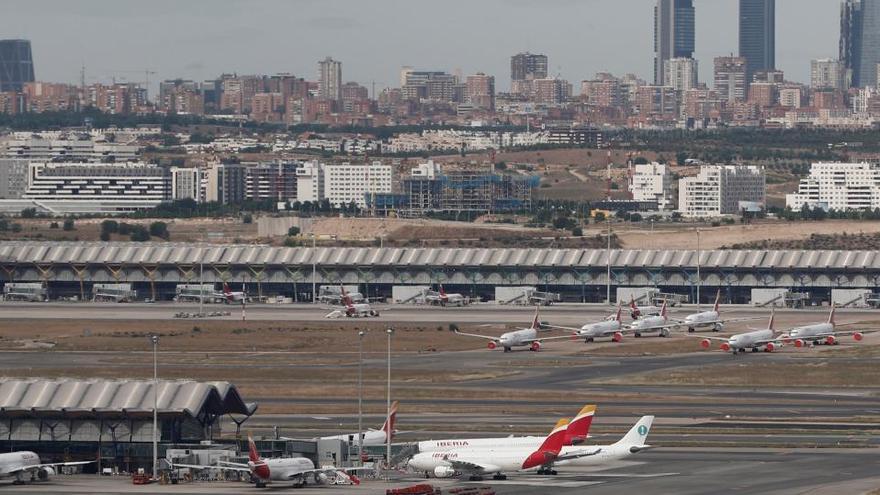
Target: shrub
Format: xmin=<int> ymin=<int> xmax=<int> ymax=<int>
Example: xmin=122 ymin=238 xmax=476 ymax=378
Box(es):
xmin=62 ymin=218 xmax=75 ymax=231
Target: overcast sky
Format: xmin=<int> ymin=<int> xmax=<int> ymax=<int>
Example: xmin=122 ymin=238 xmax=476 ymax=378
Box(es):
xmin=3 ymin=0 xmax=839 ymax=94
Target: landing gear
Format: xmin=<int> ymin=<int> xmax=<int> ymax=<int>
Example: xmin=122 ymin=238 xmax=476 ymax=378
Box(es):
xmin=492 ymin=474 xmax=507 ymax=480
xmin=688 ymin=327 xmax=695 ymax=333
xmin=503 ymin=347 xmax=511 ymax=353
xmin=585 ymin=337 xmax=594 ymax=343
xmin=469 ymin=475 xmax=484 ymax=481
xmin=659 ymin=328 xmax=670 ymax=338
xmin=255 ymin=481 xmax=267 ymax=488
xmin=537 ymin=468 xmax=557 ymax=475
xmin=751 ymin=347 xmax=759 ymax=353
xmin=634 ymin=332 xmax=642 ymax=338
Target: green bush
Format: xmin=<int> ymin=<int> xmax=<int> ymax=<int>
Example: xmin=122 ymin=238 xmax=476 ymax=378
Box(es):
xmin=62 ymin=218 xmax=75 ymax=231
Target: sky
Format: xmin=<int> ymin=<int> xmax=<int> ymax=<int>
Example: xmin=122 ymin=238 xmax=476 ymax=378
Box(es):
xmin=2 ymin=0 xmax=839 ymax=95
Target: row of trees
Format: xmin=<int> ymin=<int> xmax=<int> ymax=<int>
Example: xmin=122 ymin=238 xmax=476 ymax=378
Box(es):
xmin=100 ymin=220 xmax=169 ymax=242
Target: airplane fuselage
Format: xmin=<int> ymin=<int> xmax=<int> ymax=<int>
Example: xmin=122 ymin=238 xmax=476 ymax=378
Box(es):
xmin=727 ymin=329 xmax=775 ymax=351
xmin=788 ymin=323 xmax=834 ymax=340
xmin=0 ymin=452 xmax=40 ymax=478
xmin=496 ymin=328 xmax=538 ymax=350
xmin=578 ymin=320 xmax=621 ymax=339
xmin=684 ymin=311 xmax=722 ymax=331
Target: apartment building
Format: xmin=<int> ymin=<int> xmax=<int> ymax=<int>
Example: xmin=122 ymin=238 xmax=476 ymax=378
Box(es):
xmin=630 ymin=162 xmax=674 ymax=209
xmin=786 ymin=162 xmax=880 ymax=211
xmin=678 ymin=165 xmax=765 ymax=217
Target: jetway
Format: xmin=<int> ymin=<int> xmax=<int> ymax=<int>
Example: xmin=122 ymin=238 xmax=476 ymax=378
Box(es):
xmin=617 ymin=287 xmax=687 ymax=307
xmin=752 ymin=288 xmax=810 ymax=308
xmin=92 ymin=283 xmax=137 ymax=302
xmin=495 ymin=286 xmax=560 ymax=305
xmin=175 ymin=284 xmax=223 ymax=303
xmin=2 ymin=282 xmax=47 ymax=302
xmin=392 ymin=285 xmax=431 ymax=304
xmin=832 ymin=289 xmax=874 ymax=308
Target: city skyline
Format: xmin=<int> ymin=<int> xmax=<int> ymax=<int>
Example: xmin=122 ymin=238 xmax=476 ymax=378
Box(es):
xmin=3 ymin=0 xmax=838 ymax=94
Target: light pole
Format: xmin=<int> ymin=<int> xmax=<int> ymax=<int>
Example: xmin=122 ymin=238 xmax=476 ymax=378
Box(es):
xmin=606 ymin=218 xmax=612 ymax=305
xmin=696 ymin=228 xmax=701 ymax=309
xmin=357 ymin=330 xmax=365 ymax=465
xmin=311 ymin=234 xmax=317 ymax=304
xmin=150 ymin=334 xmax=159 ymax=482
xmin=385 ymin=327 xmax=393 ymax=479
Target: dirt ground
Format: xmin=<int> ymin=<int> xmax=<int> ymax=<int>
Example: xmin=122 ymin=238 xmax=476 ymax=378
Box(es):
xmin=608 ymin=220 xmax=880 ymax=250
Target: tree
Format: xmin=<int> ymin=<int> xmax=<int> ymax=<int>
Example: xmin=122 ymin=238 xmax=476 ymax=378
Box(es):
xmin=149 ymin=221 xmax=170 ymax=240
xmin=100 ymin=230 xmax=111 ymax=241
xmin=571 ymin=227 xmax=583 ymax=237
xmin=129 ymin=225 xmax=150 ymax=241
xmin=593 ymin=211 xmax=606 ymax=222
xmin=62 ymin=218 xmax=75 ymax=231
xmin=633 ymin=157 xmax=649 ymax=165
xmin=287 ymin=226 xmax=301 ymax=237
xmin=242 ymin=214 xmax=253 ymax=224
xmin=101 ymin=220 xmax=119 ymax=234
xmin=20 ymin=208 xmax=37 ymax=219
xmin=676 ymin=151 xmax=688 ymax=165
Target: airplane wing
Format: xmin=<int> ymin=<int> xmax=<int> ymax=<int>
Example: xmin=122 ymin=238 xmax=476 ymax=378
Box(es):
xmin=324 ymin=310 xmax=344 ymax=319
xmin=7 ymin=460 xmax=94 ymax=474
xmin=171 ymin=462 xmax=250 ymax=473
xmin=717 ymin=316 xmax=764 ymax=324
xmin=453 ymin=329 xmax=500 ymax=341
xmin=543 ymin=324 xmax=583 ymax=332
xmin=553 ymin=447 xmax=602 ymax=462
xmin=534 ymin=334 xmax=580 ymax=342
xmin=446 ymin=459 xmax=499 ymax=474
xmin=687 ymin=334 xmax=731 ymax=342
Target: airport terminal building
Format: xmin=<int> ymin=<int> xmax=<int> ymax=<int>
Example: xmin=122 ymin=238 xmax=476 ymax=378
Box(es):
xmin=0 ymin=379 xmax=273 ymax=472
xmin=1 ymin=241 xmax=880 ymax=304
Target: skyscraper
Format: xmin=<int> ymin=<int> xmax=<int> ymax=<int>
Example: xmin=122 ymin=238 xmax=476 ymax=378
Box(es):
xmin=0 ymin=40 xmax=35 ymax=92
xmin=840 ymin=0 xmax=880 ymax=88
xmin=510 ymin=53 xmax=548 ymax=82
xmin=654 ymin=0 xmax=696 ymax=85
xmin=318 ymin=57 xmax=342 ymax=101
xmin=739 ymin=0 xmax=775 ymax=83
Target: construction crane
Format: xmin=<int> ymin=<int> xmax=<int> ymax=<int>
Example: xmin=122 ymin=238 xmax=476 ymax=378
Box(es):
xmin=108 ymin=69 xmax=157 ymax=94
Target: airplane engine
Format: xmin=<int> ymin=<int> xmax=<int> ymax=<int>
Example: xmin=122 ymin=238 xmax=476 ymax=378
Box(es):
xmin=612 ymin=332 xmax=623 ymax=343
xmin=487 ymin=341 xmax=497 ymax=350
xmin=38 ymin=467 xmax=55 ymax=480
xmin=434 ymin=466 xmax=456 ymax=478
xmin=714 ymin=322 xmax=724 ymax=332
xmin=825 ymin=335 xmax=837 ymax=345
xmin=854 ymin=332 xmax=864 ymax=341
xmin=315 ymin=472 xmax=330 ymax=484
xmin=530 ymin=341 xmax=541 ymax=352
xmin=370 ymin=310 xmax=380 ymax=317
xmin=764 ymin=342 xmax=776 ymax=352
xmin=571 ymin=333 xmax=580 ymax=341
xmin=794 ymin=339 xmax=805 ymax=348
xmin=700 ymin=339 xmax=712 ymax=349
xmin=719 ymin=342 xmax=731 ymax=352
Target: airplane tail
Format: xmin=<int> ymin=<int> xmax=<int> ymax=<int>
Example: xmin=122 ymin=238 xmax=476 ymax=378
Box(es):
xmin=713 ymin=290 xmax=721 ymax=312
xmin=612 ymin=415 xmax=654 ymax=450
xmin=768 ymin=309 xmax=775 ymax=331
xmin=381 ymin=401 xmax=399 ymax=441
xmin=223 ymin=282 xmax=231 ymax=295
xmin=564 ymin=405 xmax=596 ymax=445
xmin=340 ymin=284 xmax=353 ymax=307
xmin=247 ymin=433 xmax=261 ymax=462
xmin=615 ymin=304 xmax=622 ymax=322
xmin=439 ymin=284 xmax=447 ymax=297
xmin=828 ymin=305 xmax=836 ymax=325
xmin=531 ymin=306 xmax=540 ymax=330
xmin=660 ymin=300 xmax=668 ymax=319
xmin=538 ymin=418 xmax=570 ymax=454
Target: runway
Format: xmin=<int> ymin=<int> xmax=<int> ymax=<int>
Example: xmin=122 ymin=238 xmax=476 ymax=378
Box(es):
xmin=2 ymin=448 xmax=877 ymax=494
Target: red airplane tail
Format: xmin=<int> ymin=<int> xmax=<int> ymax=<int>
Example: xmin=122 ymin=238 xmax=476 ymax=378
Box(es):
xmin=828 ymin=305 xmax=836 ymax=325
xmin=439 ymin=284 xmax=447 ymax=297
xmin=522 ymin=419 xmax=569 ymax=469
xmin=615 ymin=304 xmax=622 ymax=322
xmin=531 ymin=306 xmax=540 ymax=330
xmin=713 ymin=290 xmax=721 ymax=312
xmin=223 ymin=283 xmax=231 ymax=295
xmin=564 ymin=405 xmax=596 ymax=445
xmin=381 ymin=401 xmax=399 ymax=440
xmin=768 ymin=309 xmax=775 ymax=331
xmin=247 ymin=433 xmax=261 ymax=463
xmin=660 ymin=300 xmax=668 ymax=319
xmin=340 ymin=284 xmax=354 ymax=308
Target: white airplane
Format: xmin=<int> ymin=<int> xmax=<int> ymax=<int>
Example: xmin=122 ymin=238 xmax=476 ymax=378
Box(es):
xmin=325 ymin=285 xmax=380 ymax=318
xmin=417 ymin=405 xmax=596 ymax=454
xmin=783 ymin=305 xmax=872 ymax=347
xmin=426 ymin=285 xmax=468 ymax=306
xmin=680 ymin=290 xmax=759 ymax=333
xmin=696 ymin=311 xmax=785 ymax=354
xmin=312 ymin=401 xmax=399 ymax=448
xmin=408 ymin=418 xmax=600 ymax=481
xmin=550 ymin=415 xmax=654 ymax=470
xmin=627 ymin=300 xmax=679 ymax=338
xmin=215 ymin=282 xmax=246 ymax=304
xmin=550 ymin=305 xmax=625 ymax=343
xmin=454 ymin=307 xmax=571 ymax=352
xmin=173 ymin=434 xmax=360 ymax=488
xmin=629 ymin=295 xmax=662 ymax=319
xmin=0 ymin=451 xmax=93 ymax=485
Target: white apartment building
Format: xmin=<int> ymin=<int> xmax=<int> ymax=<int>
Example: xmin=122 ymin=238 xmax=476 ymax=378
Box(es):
xmin=786 ymin=162 xmax=880 ymax=211
xmin=664 ymin=58 xmax=699 ymax=93
xmin=21 ymin=162 xmax=170 ymax=213
xmin=2 ymin=137 xmax=140 ymax=162
xmin=678 ymin=165 xmax=765 ymax=218
xmin=171 ymin=167 xmax=203 ymax=201
xmin=630 ymin=162 xmax=674 ymax=210
xmin=295 ymin=161 xmax=393 ymax=208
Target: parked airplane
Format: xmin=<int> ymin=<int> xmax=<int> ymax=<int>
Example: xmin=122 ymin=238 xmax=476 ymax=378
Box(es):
xmin=628 ymin=301 xmax=679 ymax=338
xmin=454 ymin=307 xmax=570 ymax=352
xmin=417 ymin=405 xmax=596 ymax=454
xmin=629 ymin=296 xmax=662 ymax=319
xmin=408 ymin=418 xmax=599 ymax=480
xmin=550 ymin=415 xmax=654 ymax=470
xmin=696 ymin=311 xmax=784 ymax=354
xmin=173 ymin=434 xmax=358 ymax=488
xmin=325 ymin=286 xmax=380 ymax=318
xmin=550 ymin=306 xmax=625 ymax=343
xmin=783 ymin=306 xmax=872 ymax=347
xmin=0 ymin=451 xmax=92 ymax=485
xmin=216 ymin=283 xmax=246 ymax=304
xmin=409 ymin=415 xmax=653 ymax=480
xmin=680 ymin=291 xmax=759 ymax=333
xmin=426 ymin=285 xmax=468 ymax=307
xmin=312 ymin=401 xmax=399 ymax=448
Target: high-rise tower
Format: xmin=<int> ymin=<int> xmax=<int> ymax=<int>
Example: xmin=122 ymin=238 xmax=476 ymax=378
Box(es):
xmin=654 ymin=0 xmax=696 ymax=85
xmin=0 ymin=40 xmax=35 ymax=92
xmin=739 ymin=0 xmax=775 ymax=83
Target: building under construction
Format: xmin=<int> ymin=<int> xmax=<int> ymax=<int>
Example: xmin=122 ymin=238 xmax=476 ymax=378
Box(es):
xmin=401 ymin=161 xmax=538 ymax=215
